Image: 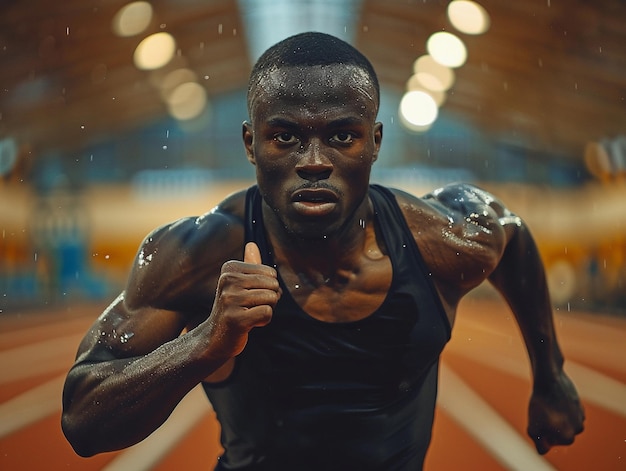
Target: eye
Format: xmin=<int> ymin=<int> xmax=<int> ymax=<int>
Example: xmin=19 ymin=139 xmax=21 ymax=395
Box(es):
xmin=274 ymin=132 xmax=298 ymax=144
xmin=330 ymin=132 xmax=354 ymax=145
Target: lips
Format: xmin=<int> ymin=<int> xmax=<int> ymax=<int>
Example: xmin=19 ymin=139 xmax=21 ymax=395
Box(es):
xmin=291 ymin=188 xmax=339 ymax=216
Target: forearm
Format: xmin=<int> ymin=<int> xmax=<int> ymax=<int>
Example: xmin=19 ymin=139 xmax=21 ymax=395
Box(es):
xmin=488 ymin=222 xmax=564 ymax=387
xmin=62 ymin=327 xmax=221 ymax=456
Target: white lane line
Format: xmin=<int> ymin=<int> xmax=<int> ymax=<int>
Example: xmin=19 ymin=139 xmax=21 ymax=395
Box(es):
xmin=0 ymin=316 xmax=92 ymax=349
xmin=0 ymin=374 xmax=65 ymax=438
xmin=102 ymin=385 xmax=212 ymax=471
xmin=445 ymin=345 xmax=626 ymax=418
xmin=0 ymin=334 xmax=82 ymax=384
xmin=560 ymin=362 xmax=626 ymax=418
xmin=438 ymin=363 xmax=557 ymax=471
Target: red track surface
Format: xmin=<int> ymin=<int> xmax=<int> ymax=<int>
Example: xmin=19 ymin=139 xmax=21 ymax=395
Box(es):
xmin=1 ymin=296 xmax=624 ymax=470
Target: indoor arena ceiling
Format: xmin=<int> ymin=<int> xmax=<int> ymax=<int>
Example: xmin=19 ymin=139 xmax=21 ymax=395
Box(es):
xmin=1 ymin=0 xmax=625 ymax=168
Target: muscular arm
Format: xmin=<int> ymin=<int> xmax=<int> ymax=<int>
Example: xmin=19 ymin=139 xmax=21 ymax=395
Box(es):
xmin=487 ymin=214 xmax=562 ymax=385
xmin=400 ymin=183 xmax=584 ymax=453
xmin=487 ymin=209 xmax=585 ymax=453
xmin=61 ymin=207 xmax=280 ymax=456
xmin=62 ymin=295 xmax=219 ymax=456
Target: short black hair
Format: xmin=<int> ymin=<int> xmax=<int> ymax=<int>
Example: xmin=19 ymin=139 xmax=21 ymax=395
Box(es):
xmin=247 ymin=31 xmax=380 ymax=113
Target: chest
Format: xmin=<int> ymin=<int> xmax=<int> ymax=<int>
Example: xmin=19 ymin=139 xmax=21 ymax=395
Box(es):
xmin=278 ymin=253 xmax=393 ymax=323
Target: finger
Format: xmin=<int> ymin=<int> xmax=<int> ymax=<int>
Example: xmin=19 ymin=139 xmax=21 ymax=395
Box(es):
xmin=536 ymin=439 xmax=551 ymax=455
xmin=243 ymin=305 xmax=274 ymax=328
xmin=239 ymin=288 xmax=281 ymax=308
xmin=244 ymin=242 xmax=262 ymax=265
xmin=529 ymin=431 xmax=551 ymax=455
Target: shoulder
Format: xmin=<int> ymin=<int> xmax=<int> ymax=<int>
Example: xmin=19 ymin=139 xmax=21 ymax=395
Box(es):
xmin=142 ymin=189 xmax=248 ymax=257
xmin=384 ymin=183 xmax=510 ymax=292
xmin=125 ymin=189 xmax=249 ymax=311
xmin=385 ymin=182 xmax=512 ymax=234
xmin=386 ymin=182 xmax=508 ymax=217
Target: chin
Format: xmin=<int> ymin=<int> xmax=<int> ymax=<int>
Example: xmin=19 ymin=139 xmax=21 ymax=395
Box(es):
xmin=283 ymin=218 xmax=340 ymax=241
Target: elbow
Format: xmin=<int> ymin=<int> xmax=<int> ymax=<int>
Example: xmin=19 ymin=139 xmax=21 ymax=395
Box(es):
xmin=61 ymin=410 xmax=99 ymax=457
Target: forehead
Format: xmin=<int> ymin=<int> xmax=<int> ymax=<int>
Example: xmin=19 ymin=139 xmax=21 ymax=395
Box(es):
xmin=249 ymin=63 xmax=378 ymax=120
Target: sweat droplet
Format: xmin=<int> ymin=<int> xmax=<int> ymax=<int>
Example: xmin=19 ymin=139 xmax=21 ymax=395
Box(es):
xmin=120 ymin=332 xmax=135 ymax=343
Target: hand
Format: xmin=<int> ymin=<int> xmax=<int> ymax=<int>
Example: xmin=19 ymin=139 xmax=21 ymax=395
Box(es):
xmin=205 ymin=242 xmax=281 ymax=359
xmin=527 ymin=370 xmax=585 ymax=454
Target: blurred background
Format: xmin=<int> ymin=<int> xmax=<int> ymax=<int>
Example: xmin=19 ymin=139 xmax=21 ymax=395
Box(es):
xmin=1 ymin=1 xmax=625 ymax=470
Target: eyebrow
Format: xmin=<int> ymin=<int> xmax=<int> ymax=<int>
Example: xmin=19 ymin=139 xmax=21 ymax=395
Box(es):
xmin=327 ymin=116 xmax=367 ymax=128
xmin=265 ymin=117 xmax=298 ymax=129
xmin=265 ymin=115 xmax=366 ymax=129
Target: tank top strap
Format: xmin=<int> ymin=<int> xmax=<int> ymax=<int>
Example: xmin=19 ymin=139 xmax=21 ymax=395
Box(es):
xmin=369 ymin=184 xmax=418 ymax=257
xmin=244 ymin=185 xmax=274 ymax=266
xmin=369 ymin=184 xmax=451 ymax=336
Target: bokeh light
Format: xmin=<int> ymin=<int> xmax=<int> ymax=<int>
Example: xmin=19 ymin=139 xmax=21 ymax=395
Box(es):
xmin=448 ymin=1 xmax=490 ymax=35
xmin=405 ymin=75 xmax=446 ymax=106
xmin=166 ymin=82 xmax=208 ymax=121
xmin=133 ymin=32 xmax=176 ymax=70
xmin=399 ymin=90 xmax=439 ymax=130
xmin=112 ymin=1 xmax=153 ymax=37
xmin=412 ymin=55 xmax=455 ymax=92
xmin=158 ymin=68 xmax=199 ymax=99
xmin=427 ymin=32 xmax=467 ymax=68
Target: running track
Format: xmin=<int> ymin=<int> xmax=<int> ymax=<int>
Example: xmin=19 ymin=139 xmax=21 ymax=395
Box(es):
xmin=1 ymin=296 xmax=624 ymax=470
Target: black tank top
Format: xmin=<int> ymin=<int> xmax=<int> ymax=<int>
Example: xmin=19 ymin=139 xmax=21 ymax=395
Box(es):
xmin=203 ymin=185 xmax=451 ymax=471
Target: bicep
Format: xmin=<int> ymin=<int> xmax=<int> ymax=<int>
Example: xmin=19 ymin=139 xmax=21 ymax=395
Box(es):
xmin=73 ymin=208 xmax=245 ymax=364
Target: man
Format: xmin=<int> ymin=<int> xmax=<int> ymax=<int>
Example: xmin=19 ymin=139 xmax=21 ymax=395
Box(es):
xmin=62 ymin=32 xmax=584 ymax=470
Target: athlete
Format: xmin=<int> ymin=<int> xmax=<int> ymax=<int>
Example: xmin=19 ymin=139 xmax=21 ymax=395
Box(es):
xmin=61 ymin=32 xmax=584 ymax=470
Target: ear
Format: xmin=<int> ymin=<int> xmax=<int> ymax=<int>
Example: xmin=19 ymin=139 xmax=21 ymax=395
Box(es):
xmin=372 ymin=122 xmax=383 ymax=162
xmin=242 ymin=121 xmax=255 ymax=165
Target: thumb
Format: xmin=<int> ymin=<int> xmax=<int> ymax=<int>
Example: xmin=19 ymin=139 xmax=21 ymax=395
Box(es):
xmin=244 ymin=242 xmax=263 ymax=265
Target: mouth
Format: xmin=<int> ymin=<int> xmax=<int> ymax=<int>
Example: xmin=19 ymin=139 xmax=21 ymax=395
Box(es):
xmin=290 ymin=188 xmax=339 ymax=217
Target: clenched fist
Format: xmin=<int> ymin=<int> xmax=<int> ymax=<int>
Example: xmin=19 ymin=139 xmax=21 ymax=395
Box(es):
xmin=527 ymin=370 xmax=585 ymax=454
xmin=204 ymin=242 xmax=281 ymax=360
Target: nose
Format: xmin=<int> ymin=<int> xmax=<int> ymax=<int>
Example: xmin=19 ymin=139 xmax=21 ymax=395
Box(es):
xmin=295 ymin=139 xmax=333 ymax=181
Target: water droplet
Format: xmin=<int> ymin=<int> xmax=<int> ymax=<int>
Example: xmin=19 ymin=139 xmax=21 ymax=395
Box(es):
xmin=120 ymin=332 xmax=134 ymax=343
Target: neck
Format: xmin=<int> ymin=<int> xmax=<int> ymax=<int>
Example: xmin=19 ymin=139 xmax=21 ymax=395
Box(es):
xmin=264 ymin=198 xmax=373 ymax=287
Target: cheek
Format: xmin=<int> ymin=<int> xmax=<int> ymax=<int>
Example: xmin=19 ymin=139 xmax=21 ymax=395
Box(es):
xmin=255 ymin=159 xmax=289 ymax=180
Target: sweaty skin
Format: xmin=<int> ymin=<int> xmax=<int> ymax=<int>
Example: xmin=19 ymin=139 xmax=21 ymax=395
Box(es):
xmin=61 ymin=62 xmax=584 ymax=459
